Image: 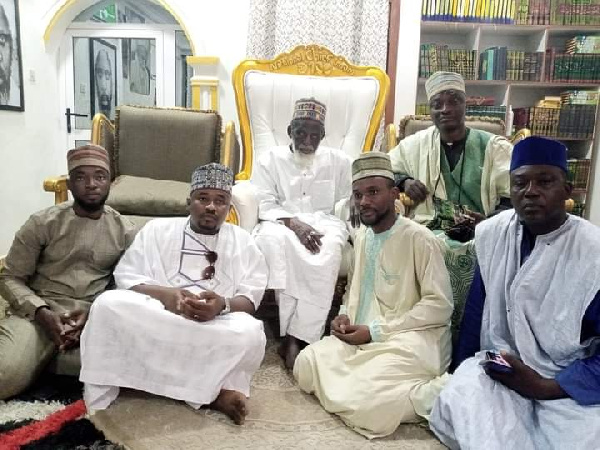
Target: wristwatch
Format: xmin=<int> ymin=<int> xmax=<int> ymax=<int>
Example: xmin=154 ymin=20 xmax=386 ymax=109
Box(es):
xmin=219 ymin=296 xmax=231 ymax=315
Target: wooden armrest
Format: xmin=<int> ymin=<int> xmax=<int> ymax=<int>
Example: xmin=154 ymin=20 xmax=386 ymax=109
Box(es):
xmin=43 ymin=175 xmax=69 ymax=204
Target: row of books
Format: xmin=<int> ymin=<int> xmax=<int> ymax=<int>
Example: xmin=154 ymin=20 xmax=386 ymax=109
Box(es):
xmin=419 ymin=44 xmax=477 ymax=79
xmin=545 ymin=50 xmax=600 ymax=83
xmin=479 ymin=48 xmax=543 ymax=81
xmin=421 ymin=0 xmax=600 ymax=25
xmin=567 ymin=159 xmax=592 ymax=190
xmin=421 ymin=0 xmax=517 ymax=23
xmin=513 ymin=104 xmax=597 ymax=139
xmin=560 ymin=90 xmax=599 ymax=105
xmin=415 ymin=103 xmax=507 ymax=120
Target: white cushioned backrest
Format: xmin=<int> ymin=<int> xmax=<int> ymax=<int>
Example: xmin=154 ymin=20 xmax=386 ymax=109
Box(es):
xmin=244 ymin=71 xmax=380 ymax=162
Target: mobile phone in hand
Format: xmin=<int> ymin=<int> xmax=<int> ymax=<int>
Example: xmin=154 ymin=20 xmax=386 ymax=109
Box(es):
xmin=480 ymin=351 xmax=514 ymax=374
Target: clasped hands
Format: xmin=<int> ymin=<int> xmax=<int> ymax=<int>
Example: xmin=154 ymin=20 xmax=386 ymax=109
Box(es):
xmin=160 ymin=288 xmax=225 ymax=322
xmin=484 ymin=352 xmax=565 ymax=401
xmin=287 ymin=218 xmax=323 ymax=254
xmin=330 ymin=314 xmax=371 ymax=345
xmin=35 ymin=307 xmax=88 ymax=352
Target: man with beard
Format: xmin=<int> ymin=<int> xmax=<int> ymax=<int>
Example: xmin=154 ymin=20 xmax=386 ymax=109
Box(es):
xmin=389 ymin=71 xmax=512 ymax=225
xmin=94 ymin=49 xmax=113 ymax=118
xmin=0 ymin=145 xmax=135 ymax=399
xmin=80 ymin=163 xmax=268 ymax=425
xmin=251 ymin=97 xmax=353 ymax=370
xmin=430 ymin=137 xmax=600 ymax=450
xmin=294 ymin=152 xmax=453 ymax=438
xmin=0 ymin=4 xmax=18 ymax=106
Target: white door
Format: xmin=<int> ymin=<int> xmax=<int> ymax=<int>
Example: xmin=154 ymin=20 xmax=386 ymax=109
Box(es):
xmin=59 ymin=26 xmax=176 ymax=149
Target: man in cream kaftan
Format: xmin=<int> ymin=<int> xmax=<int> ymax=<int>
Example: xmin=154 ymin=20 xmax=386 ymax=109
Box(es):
xmin=251 ymin=98 xmax=352 ymax=369
xmin=430 ymin=137 xmax=600 ymax=450
xmin=80 ymin=164 xmax=268 ymax=425
xmin=295 ymin=153 xmax=453 ymax=438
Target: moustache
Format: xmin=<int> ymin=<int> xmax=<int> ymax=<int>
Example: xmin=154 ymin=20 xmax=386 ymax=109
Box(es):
xmin=99 ymin=94 xmax=111 ymax=106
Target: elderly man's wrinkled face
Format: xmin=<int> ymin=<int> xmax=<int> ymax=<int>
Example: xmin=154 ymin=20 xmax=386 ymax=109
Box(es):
xmin=0 ymin=8 xmax=12 ymax=99
xmin=95 ymin=50 xmax=113 ymax=116
xmin=287 ymin=119 xmax=325 ymax=155
xmin=429 ymin=90 xmax=466 ymax=133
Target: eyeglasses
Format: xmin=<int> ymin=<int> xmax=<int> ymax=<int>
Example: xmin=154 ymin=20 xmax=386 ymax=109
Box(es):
xmin=202 ymin=250 xmax=218 ymax=280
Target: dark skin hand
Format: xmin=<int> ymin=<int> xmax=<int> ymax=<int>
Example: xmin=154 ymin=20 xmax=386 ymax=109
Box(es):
xmin=35 ymin=307 xmax=88 ymax=351
xmin=403 ymin=179 xmax=430 ymax=206
xmin=485 ymin=352 xmax=567 ymax=401
xmin=330 ymin=314 xmax=371 ymax=345
xmin=280 ymin=217 xmax=323 ymax=254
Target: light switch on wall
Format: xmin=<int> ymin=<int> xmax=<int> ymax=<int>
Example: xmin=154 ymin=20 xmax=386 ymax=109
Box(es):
xmin=80 ymin=83 xmax=86 ymax=94
xmin=29 ymin=70 xmax=35 ymax=83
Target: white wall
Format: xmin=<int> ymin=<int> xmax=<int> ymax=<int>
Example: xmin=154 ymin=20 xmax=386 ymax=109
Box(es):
xmin=0 ymin=0 xmax=251 ymax=254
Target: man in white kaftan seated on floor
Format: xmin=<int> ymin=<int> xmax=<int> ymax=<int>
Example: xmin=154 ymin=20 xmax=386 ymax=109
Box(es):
xmin=80 ymin=163 xmax=268 ymax=425
xmin=294 ymin=152 xmax=454 ymax=439
xmin=251 ymin=97 xmax=353 ymax=370
xmin=430 ymin=137 xmax=600 ymax=449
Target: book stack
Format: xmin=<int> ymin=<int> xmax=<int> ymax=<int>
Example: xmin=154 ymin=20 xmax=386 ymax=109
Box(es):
xmin=421 ymin=0 xmax=516 ymax=23
xmin=567 ymin=159 xmax=592 ymax=191
xmin=479 ymin=48 xmax=543 ymax=81
xmin=513 ymin=104 xmax=597 ymax=139
xmin=419 ymin=44 xmax=477 ymax=80
xmin=414 ymin=101 xmax=506 ymax=120
xmin=566 ymin=36 xmax=600 ymax=55
xmin=560 ymin=90 xmax=600 ymax=106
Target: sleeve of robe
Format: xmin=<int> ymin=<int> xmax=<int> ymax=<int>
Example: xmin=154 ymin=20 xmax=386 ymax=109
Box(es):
xmin=251 ymin=151 xmax=294 ymax=221
xmin=375 ymin=232 xmax=453 ymax=340
xmin=0 ymin=215 xmax=49 ymax=319
xmin=481 ymin=136 xmax=512 ymax=213
xmin=452 ymin=264 xmax=600 ymax=405
xmin=388 ymin=141 xmax=414 ymax=182
xmin=231 ymin=232 xmax=268 ymax=308
xmin=113 ymin=221 xmax=162 ymax=290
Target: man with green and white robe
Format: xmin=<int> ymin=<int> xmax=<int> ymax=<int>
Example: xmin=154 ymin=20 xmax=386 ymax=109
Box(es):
xmin=294 ymin=152 xmax=453 ymax=438
xmin=388 ymin=71 xmax=512 ymax=313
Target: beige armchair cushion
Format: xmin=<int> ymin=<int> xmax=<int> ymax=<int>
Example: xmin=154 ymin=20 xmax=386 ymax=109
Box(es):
xmin=107 ymin=175 xmax=189 ymax=216
xmin=115 ymin=106 xmax=222 ymax=182
xmin=398 ymin=115 xmax=506 ymax=141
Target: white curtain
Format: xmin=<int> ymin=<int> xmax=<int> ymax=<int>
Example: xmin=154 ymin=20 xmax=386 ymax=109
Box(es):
xmin=246 ymin=0 xmax=389 ymax=70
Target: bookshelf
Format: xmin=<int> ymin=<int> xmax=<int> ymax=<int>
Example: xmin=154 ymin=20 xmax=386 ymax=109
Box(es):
xmin=414 ymin=17 xmax=600 ymax=219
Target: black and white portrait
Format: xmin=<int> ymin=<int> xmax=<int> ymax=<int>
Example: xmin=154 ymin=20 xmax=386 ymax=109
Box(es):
xmin=0 ymin=0 xmax=24 ymax=111
xmin=89 ymin=38 xmax=117 ymax=120
xmin=129 ymin=39 xmax=151 ymax=95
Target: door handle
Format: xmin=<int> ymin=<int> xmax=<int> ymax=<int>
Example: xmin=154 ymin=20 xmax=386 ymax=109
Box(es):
xmin=65 ymin=108 xmax=88 ymax=133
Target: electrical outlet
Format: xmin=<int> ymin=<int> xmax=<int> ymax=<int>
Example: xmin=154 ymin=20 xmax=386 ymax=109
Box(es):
xmin=80 ymin=83 xmax=86 ymax=94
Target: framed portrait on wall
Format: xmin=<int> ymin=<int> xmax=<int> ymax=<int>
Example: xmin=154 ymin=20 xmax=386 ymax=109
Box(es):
xmin=89 ymin=38 xmax=117 ymax=120
xmin=0 ymin=0 xmax=25 ymax=111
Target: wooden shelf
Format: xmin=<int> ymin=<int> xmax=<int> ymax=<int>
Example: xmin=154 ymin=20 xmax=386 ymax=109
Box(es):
xmin=422 ymin=21 xmax=600 ymax=35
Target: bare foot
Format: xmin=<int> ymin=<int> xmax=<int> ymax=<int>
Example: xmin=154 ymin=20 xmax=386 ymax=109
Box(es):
xmin=284 ymin=336 xmax=302 ymax=371
xmin=211 ymin=389 xmax=248 ymax=425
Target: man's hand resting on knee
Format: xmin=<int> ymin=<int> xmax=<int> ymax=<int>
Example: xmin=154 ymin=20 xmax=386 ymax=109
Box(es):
xmin=282 ymin=218 xmax=323 ymax=254
xmin=330 ymin=314 xmax=371 ymax=345
xmin=35 ymin=306 xmax=88 ymax=351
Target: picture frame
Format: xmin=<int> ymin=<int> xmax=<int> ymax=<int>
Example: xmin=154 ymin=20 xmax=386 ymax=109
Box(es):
xmin=89 ymin=38 xmax=117 ymax=120
xmin=0 ymin=0 xmax=25 ymax=111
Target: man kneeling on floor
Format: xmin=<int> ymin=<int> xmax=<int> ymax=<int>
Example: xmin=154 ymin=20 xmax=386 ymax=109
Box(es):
xmin=430 ymin=137 xmax=600 ymax=449
xmin=80 ymin=163 xmax=268 ymax=425
xmin=294 ymin=152 xmax=454 ymax=438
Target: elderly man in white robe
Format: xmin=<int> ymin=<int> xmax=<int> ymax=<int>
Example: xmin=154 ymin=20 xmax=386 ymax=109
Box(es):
xmin=430 ymin=137 xmax=600 ymax=449
xmin=80 ymin=163 xmax=268 ymax=425
xmin=251 ymin=97 xmax=353 ymax=370
xmin=294 ymin=152 xmax=454 ymax=438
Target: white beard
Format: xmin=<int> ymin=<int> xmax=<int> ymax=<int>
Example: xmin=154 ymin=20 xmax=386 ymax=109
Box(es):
xmin=291 ymin=144 xmax=316 ymax=169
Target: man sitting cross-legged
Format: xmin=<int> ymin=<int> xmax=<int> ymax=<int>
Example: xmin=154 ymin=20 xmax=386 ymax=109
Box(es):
xmin=430 ymin=137 xmax=600 ymax=449
xmin=0 ymin=145 xmax=135 ymax=399
xmin=80 ymin=163 xmax=268 ymax=425
xmin=294 ymin=152 xmax=453 ymax=438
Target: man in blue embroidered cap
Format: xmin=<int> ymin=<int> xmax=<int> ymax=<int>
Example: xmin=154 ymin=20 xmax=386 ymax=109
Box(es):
xmin=251 ymin=97 xmax=353 ymax=370
xmin=430 ymin=137 xmax=600 ymax=449
xmin=80 ymin=163 xmax=268 ymax=425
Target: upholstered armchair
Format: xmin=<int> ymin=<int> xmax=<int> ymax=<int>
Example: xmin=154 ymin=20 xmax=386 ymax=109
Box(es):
xmin=229 ymin=44 xmax=390 ymax=236
xmin=44 ymin=105 xmax=239 ymax=230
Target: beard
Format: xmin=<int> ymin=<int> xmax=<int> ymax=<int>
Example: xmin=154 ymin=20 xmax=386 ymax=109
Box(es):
xmin=359 ymin=206 xmax=389 ymax=227
xmin=0 ymin=66 xmax=9 ymax=102
xmin=98 ymin=94 xmax=112 ymax=115
xmin=73 ymin=191 xmax=109 ymax=213
xmin=292 ymin=143 xmax=316 ymax=169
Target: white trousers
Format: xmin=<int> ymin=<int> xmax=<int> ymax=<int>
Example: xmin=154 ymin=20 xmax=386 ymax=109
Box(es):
xmin=80 ymin=290 xmax=266 ymax=411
